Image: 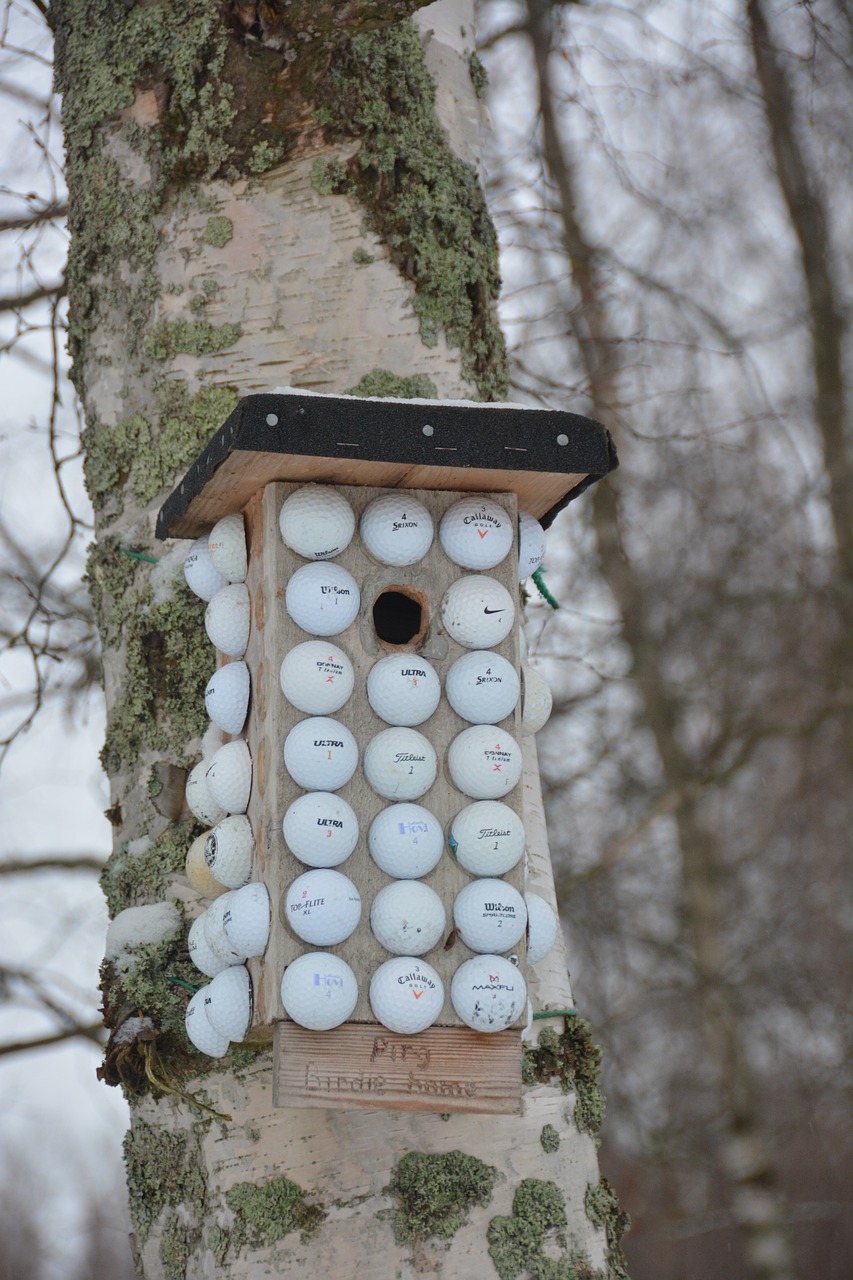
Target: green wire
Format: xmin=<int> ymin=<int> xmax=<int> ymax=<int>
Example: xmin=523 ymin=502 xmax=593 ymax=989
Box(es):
xmin=532 ymin=566 xmax=559 ymax=609
xmin=168 ymin=976 xmax=201 ymax=993
xmin=117 ymin=547 xmax=159 ymax=565
xmin=532 ymin=1009 xmax=579 ymax=1020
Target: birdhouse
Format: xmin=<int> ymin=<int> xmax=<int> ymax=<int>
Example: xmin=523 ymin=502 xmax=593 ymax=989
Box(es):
xmin=158 ymin=390 xmax=616 ymax=1114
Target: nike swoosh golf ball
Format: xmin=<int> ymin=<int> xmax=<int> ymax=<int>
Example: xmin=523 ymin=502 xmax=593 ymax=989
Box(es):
xmin=440 ymin=576 xmax=515 ymax=649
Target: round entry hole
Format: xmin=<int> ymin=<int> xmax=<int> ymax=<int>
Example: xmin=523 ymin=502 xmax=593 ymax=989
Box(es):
xmin=372 ymin=586 xmax=429 ymax=650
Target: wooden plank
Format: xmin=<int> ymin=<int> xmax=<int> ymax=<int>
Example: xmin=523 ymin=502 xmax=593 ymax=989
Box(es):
xmin=273 ymin=1023 xmax=522 ymax=1114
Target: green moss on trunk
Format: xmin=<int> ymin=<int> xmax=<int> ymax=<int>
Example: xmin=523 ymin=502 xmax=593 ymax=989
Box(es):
xmin=385 ymin=1150 xmax=495 ymax=1246
xmin=522 ymin=1020 xmax=606 ymax=1142
xmin=345 ymin=367 xmax=438 ymax=399
xmin=584 ymin=1180 xmax=631 ymax=1280
xmin=124 ymin=1118 xmax=208 ymax=1246
xmin=488 ymin=1180 xmax=600 ymax=1280
xmin=225 ymin=1177 xmax=326 ymax=1252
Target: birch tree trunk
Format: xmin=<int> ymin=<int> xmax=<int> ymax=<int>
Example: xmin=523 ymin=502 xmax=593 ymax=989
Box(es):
xmin=51 ymin=1 xmax=626 ymax=1275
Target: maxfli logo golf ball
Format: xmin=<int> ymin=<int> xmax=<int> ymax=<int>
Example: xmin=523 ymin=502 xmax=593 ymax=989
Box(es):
xmin=439 ymin=497 xmax=513 ymax=570
xmin=280 ymin=640 xmax=355 ymax=715
xmin=453 ymin=879 xmax=527 ymax=952
xmin=450 ymin=954 xmax=527 ymax=1032
xmin=440 ymin=576 xmax=515 ymax=649
xmin=360 ymin=493 xmax=434 ymax=565
xmin=363 ymin=727 xmax=437 ymax=800
xmin=281 ymin=952 xmax=359 ymax=1030
xmin=279 ymin=485 xmax=356 ymax=560
xmin=445 ymin=650 xmax=520 ymax=724
xmin=448 ymin=800 xmax=525 ymax=876
xmin=525 ymin=892 xmax=559 ymax=965
xmin=284 ymin=868 xmax=362 ymax=945
xmin=369 ymin=956 xmax=445 ymax=1034
xmin=282 ymin=791 xmax=359 ymax=867
xmin=518 ymin=511 xmax=546 ymax=580
xmin=366 ymin=653 xmax=441 ymax=726
xmin=285 ymin=562 xmax=360 ymax=637
xmin=370 ymin=881 xmax=446 ymax=955
xmin=447 ymin=725 xmax=523 ymax=799
xmin=283 ymin=717 xmax=359 ymax=791
xmin=368 ymin=803 xmax=444 ymax=878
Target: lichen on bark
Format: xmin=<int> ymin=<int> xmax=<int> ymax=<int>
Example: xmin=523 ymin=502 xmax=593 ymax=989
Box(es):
xmin=385 ymin=1149 xmax=495 ymax=1246
xmin=522 ymin=1020 xmax=606 ymax=1142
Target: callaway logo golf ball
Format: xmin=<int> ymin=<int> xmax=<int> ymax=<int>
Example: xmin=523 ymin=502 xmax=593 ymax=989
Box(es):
xmin=280 ymin=640 xmax=354 ymax=715
xmin=445 ymin=650 xmax=519 ymax=724
xmin=370 ymin=881 xmax=446 ymax=955
xmin=369 ymin=956 xmax=445 ymax=1034
xmin=279 ymin=485 xmax=355 ymax=560
xmin=448 ymin=800 xmax=525 ymax=876
xmin=366 ymin=652 xmax=441 ymax=726
xmin=284 ymin=868 xmax=362 ymax=945
xmin=447 ymin=725 xmax=523 ymax=799
xmin=283 ymin=717 xmax=359 ymax=791
xmin=280 ymin=952 xmax=359 ymax=1030
xmin=360 ymin=493 xmax=434 ymax=565
xmin=363 ymin=727 xmax=437 ymax=800
xmin=282 ymin=791 xmax=359 ymax=867
xmin=285 ymin=562 xmax=360 ymax=637
xmin=439 ymin=497 xmax=513 ymax=570
xmin=453 ymin=878 xmax=527 ymax=953
xmin=368 ymin=802 xmax=444 ymax=878
xmin=440 ymin=576 xmax=515 ymax=649
xmin=450 ymin=954 xmax=527 ymax=1032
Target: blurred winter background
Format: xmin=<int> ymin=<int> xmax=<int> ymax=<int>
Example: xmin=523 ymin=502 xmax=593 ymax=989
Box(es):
xmin=1 ymin=1 xmax=851 ymax=1277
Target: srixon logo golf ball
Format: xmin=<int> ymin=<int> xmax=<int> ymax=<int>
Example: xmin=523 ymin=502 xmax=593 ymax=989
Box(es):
xmin=279 ymin=484 xmax=356 ymax=560
xmin=285 ymin=868 xmax=362 ymax=945
xmin=280 ymin=952 xmax=359 ymax=1031
xmin=440 ymin=576 xmax=515 ymax=649
xmin=285 ymin=562 xmax=360 ymax=637
xmin=280 ymin=640 xmax=354 ymax=715
xmin=450 ymin=954 xmax=527 ymax=1033
xmin=368 ymin=803 xmax=443 ymax=878
xmin=448 ymin=801 xmax=525 ymax=876
xmin=363 ymin=727 xmax=437 ymax=800
xmin=447 ymin=725 xmax=523 ymax=799
xmin=360 ymin=493 xmax=434 ymax=566
xmin=366 ymin=652 xmax=441 ymax=727
xmin=439 ymin=497 xmax=513 ymax=570
xmin=445 ymin=651 xmax=520 ymax=724
xmin=283 ymin=716 xmax=358 ymax=791
xmin=453 ymin=879 xmax=527 ymax=953
xmin=282 ymin=791 xmax=359 ymax=867
xmin=369 ymin=957 xmax=445 ymax=1034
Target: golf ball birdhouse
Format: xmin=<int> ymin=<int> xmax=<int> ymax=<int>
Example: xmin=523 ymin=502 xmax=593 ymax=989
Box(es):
xmin=159 ymin=390 xmax=616 ymax=1114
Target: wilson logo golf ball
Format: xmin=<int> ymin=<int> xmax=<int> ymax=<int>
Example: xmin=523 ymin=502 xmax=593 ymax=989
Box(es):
xmin=280 ymin=640 xmax=355 ymax=715
xmin=448 ymin=800 xmax=525 ymax=876
xmin=370 ymin=881 xmax=446 ymax=955
xmin=518 ymin=511 xmax=546 ymax=580
xmin=453 ymin=879 xmax=527 ymax=952
xmin=285 ymin=562 xmax=360 ymax=637
xmin=283 ymin=717 xmax=359 ymax=791
xmin=445 ymin=650 xmax=520 ymax=723
xmin=282 ymin=791 xmax=359 ymax=867
xmin=363 ymin=727 xmax=437 ymax=800
xmin=280 ymin=952 xmax=359 ymax=1031
xmin=439 ymin=497 xmax=513 ymax=570
xmin=285 ymin=868 xmax=362 ymax=945
xmin=450 ymin=954 xmax=527 ymax=1032
xmin=369 ymin=957 xmax=445 ymax=1034
xmin=279 ymin=485 xmax=356 ymax=560
xmin=440 ymin=576 xmax=515 ymax=649
xmin=360 ymin=493 xmax=434 ymax=565
xmin=368 ymin=803 xmax=443 ymax=878
xmin=447 ymin=725 xmax=522 ymax=799
xmin=366 ymin=653 xmax=441 ymax=726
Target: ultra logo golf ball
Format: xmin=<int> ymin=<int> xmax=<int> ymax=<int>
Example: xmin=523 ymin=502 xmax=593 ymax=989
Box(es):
xmin=282 ymin=791 xmax=359 ymax=867
xmin=366 ymin=653 xmax=441 ymax=726
xmin=283 ymin=717 xmax=359 ymax=791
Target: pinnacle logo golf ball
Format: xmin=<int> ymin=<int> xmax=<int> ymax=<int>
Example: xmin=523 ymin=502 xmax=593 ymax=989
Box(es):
xmin=366 ymin=653 xmax=441 ymax=726
xmin=448 ymin=800 xmax=525 ymax=876
xmin=363 ymin=727 xmax=437 ymax=800
xmin=184 ymin=535 xmax=227 ymax=602
xmin=360 ymin=493 xmax=434 ymax=565
xmin=205 ymin=814 xmax=253 ymax=889
xmin=450 ymin=954 xmax=527 ymax=1032
xmin=282 ymin=791 xmax=359 ymax=867
xmin=285 ymin=868 xmax=362 ymax=945
xmin=521 ymin=665 xmax=553 ymax=736
xmin=222 ymin=882 xmax=270 ymax=956
xmin=283 ymin=717 xmax=359 ymax=791
xmin=185 ymin=986 xmax=229 ymax=1058
xmin=205 ymin=661 xmax=250 ymax=735
xmin=445 ymin=651 xmax=520 ymax=724
xmin=205 ymin=965 xmax=252 ymax=1041
xmin=368 ymin=803 xmax=443 ymax=878
xmin=205 ymin=583 xmax=250 ymax=658
xmin=370 ymin=880 xmax=446 ymax=955
xmin=440 ymin=576 xmax=515 ymax=649
xmin=280 ymin=640 xmax=354 ymax=715
xmin=518 ymin=511 xmax=546 ymax=580
xmin=207 ymin=513 xmax=247 ymax=583
xmin=447 ymin=725 xmax=523 ymax=799
xmin=206 ymin=740 xmax=253 ymax=814
xmin=280 ymin=952 xmax=358 ymax=1031
xmin=369 ymin=956 xmax=445 ymax=1034
xmin=525 ymin=892 xmax=559 ymax=966
xmin=285 ymin=562 xmax=360 ymax=637
xmin=453 ymin=879 xmax=527 ymax=953
xmin=279 ymin=485 xmax=356 ymax=560
xmin=439 ymin=497 xmax=513 ymax=570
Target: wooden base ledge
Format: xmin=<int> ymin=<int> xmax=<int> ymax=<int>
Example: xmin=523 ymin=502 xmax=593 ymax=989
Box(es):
xmin=273 ymin=1023 xmax=522 ymax=1115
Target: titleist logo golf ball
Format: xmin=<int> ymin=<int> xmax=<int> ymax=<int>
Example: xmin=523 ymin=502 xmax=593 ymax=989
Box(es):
xmin=439 ymin=497 xmax=513 ymax=570
xmin=453 ymin=879 xmax=527 ymax=952
xmin=518 ymin=511 xmax=546 ymax=580
xmin=369 ymin=957 xmax=444 ymax=1034
xmin=282 ymin=791 xmax=359 ymax=867
xmin=445 ymin=650 xmax=520 ymax=723
xmin=448 ymin=801 xmax=525 ymax=876
xmin=440 ymin=576 xmax=515 ymax=649
xmin=363 ymin=727 xmax=437 ymax=800
xmin=279 ymin=485 xmax=356 ymax=560
xmin=368 ymin=803 xmax=443 ymax=878
xmin=280 ymin=640 xmax=354 ymax=715
xmin=450 ymin=954 xmax=527 ymax=1032
xmin=281 ymin=952 xmax=359 ymax=1030
xmin=285 ymin=869 xmax=362 ymax=945
xmin=285 ymin=562 xmax=360 ymax=637
xmin=366 ymin=652 xmax=441 ymax=726
xmin=447 ymin=725 xmax=523 ymax=799
xmin=360 ymin=493 xmax=434 ymax=565
xmin=283 ymin=717 xmax=358 ymax=791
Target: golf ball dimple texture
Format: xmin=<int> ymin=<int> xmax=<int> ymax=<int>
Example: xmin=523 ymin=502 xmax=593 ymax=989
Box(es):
xmin=204 ymin=894 xmax=247 ymax=964
xmin=206 ymin=740 xmax=253 ymax=814
xmin=282 ymin=791 xmax=359 ymax=867
xmin=185 ymin=831 xmax=229 ymax=899
xmin=448 ymin=801 xmax=526 ymax=877
xmin=370 ymin=881 xmax=446 ymax=955
xmin=440 ymin=576 xmax=515 ymax=649
xmin=447 ymin=725 xmax=523 ymax=799
xmin=280 ymin=641 xmax=354 ymax=715
xmin=521 ymin=665 xmax=553 ymax=736
xmin=439 ymin=497 xmax=514 ymax=570
xmin=281 ymin=952 xmax=358 ymax=1030
xmin=285 ymin=562 xmax=360 ymax=636
xmin=366 ymin=653 xmax=441 ymax=727
xmin=285 ymin=869 xmax=362 ymax=945
xmin=363 ymin=728 xmax=437 ymax=800
xmin=205 ymin=814 xmax=253 ymax=889
xmin=186 ymin=760 xmax=227 ymax=826
xmin=184 ymin=535 xmax=227 ymax=601
xmin=360 ymin=494 xmax=434 ymax=565
xmin=223 ymin=882 xmax=270 ymax=956
xmin=185 ymin=987 xmax=229 ymax=1058
xmin=283 ymin=717 xmax=358 ymax=791
xmin=205 ymin=965 xmax=252 ymax=1041
xmin=518 ymin=511 xmax=546 ymax=580
xmin=188 ymin=913 xmax=233 ymax=978
xmin=205 ymin=583 xmax=250 ymax=658
xmin=207 ymin=513 xmax=247 ymax=583
xmin=453 ymin=879 xmax=527 ymax=953
xmin=205 ymin=661 xmax=250 ymax=735
xmin=369 ymin=957 xmax=445 ymax=1034
xmin=445 ymin=651 xmax=520 ymax=724
xmin=279 ymin=485 xmax=356 ymax=561
xmin=368 ymin=803 xmax=444 ymax=878
xmin=450 ymin=954 xmax=527 ymax=1032
xmin=525 ymin=892 xmax=559 ymax=966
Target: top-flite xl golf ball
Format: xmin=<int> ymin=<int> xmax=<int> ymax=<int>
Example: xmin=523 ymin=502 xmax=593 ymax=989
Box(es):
xmin=279 ymin=485 xmax=356 ymax=560
xmin=450 ymin=954 xmax=527 ymax=1032
xmin=184 ymin=535 xmax=227 ymax=602
xmin=281 ymin=952 xmax=359 ymax=1030
xmin=368 ymin=803 xmax=444 ymax=878
xmin=440 ymin=576 xmax=515 ymax=649
xmin=445 ymin=650 xmax=520 ymax=724
xmin=285 ymin=562 xmax=360 ymax=637
xmin=518 ymin=511 xmax=546 ymax=580
xmin=284 ymin=868 xmax=362 ymax=945
xmin=439 ymin=497 xmax=514 ymax=570
xmin=447 ymin=725 xmax=523 ymax=799
xmin=366 ymin=653 xmax=441 ymax=726
xmin=283 ymin=717 xmax=358 ymax=791
xmin=282 ymin=791 xmax=359 ymax=867
xmin=453 ymin=878 xmax=527 ymax=953
xmin=360 ymin=494 xmax=434 ymax=565
xmin=369 ymin=956 xmax=444 ymax=1033
xmin=448 ymin=800 xmax=525 ymax=876
xmin=363 ymin=727 xmax=437 ymax=800
xmin=280 ymin=640 xmax=354 ymax=715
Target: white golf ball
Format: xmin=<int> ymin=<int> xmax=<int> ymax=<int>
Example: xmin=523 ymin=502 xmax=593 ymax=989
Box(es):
xmin=366 ymin=653 xmax=441 ymax=726
xmin=363 ymin=727 xmax=437 ymax=800
xmin=203 ymin=894 xmax=247 ymax=964
xmin=222 ymin=882 xmax=270 ymax=957
xmin=205 ymin=965 xmax=252 ymax=1041
xmin=188 ymin=913 xmax=233 ymax=978
xmin=285 ymin=562 xmax=360 ymax=637
xmin=185 ymin=759 xmax=227 ymax=826
xmin=281 ymin=952 xmax=358 ymax=1031
xmin=518 ymin=511 xmax=545 ymax=580
xmin=440 ymin=576 xmax=515 ymax=649
xmin=445 ymin=651 xmax=519 ymax=724
xmin=360 ymin=494 xmax=434 ymax=565
xmin=279 ymin=485 xmax=355 ymax=560
xmin=206 ymin=740 xmax=253 ymax=814
xmin=205 ymin=814 xmax=253 ymax=889
xmin=447 ymin=725 xmax=523 ymax=799
xmin=370 ymin=881 xmax=446 ymax=955
xmin=280 ymin=641 xmax=354 ymax=715
xmin=368 ymin=803 xmax=444 ymax=878
xmin=525 ymin=892 xmax=559 ymax=966
xmin=282 ymin=791 xmax=359 ymax=867
xmin=186 ymin=831 xmax=229 ymax=899
xmin=283 ymin=717 xmax=359 ymax=792
xmin=184 ymin=535 xmax=227 ymax=602
xmin=284 ymin=869 xmax=362 ymax=945
xmin=205 ymin=583 xmax=250 ymax=658
xmin=439 ymin=497 xmax=513 ymax=570
xmin=451 ymin=954 xmax=527 ymax=1032
xmin=207 ymin=513 xmax=247 ymax=583
xmin=448 ymin=801 xmax=525 ymax=876
xmin=521 ymin=666 xmax=553 ymax=736
xmin=204 ymin=661 xmax=250 ymax=735
xmin=369 ymin=957 xmax=444 ymax=1034
xmin=453 ymin=879 xmax=527 ymax=953
xmin=185 ymin=986 xmax=229 ymax=1058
